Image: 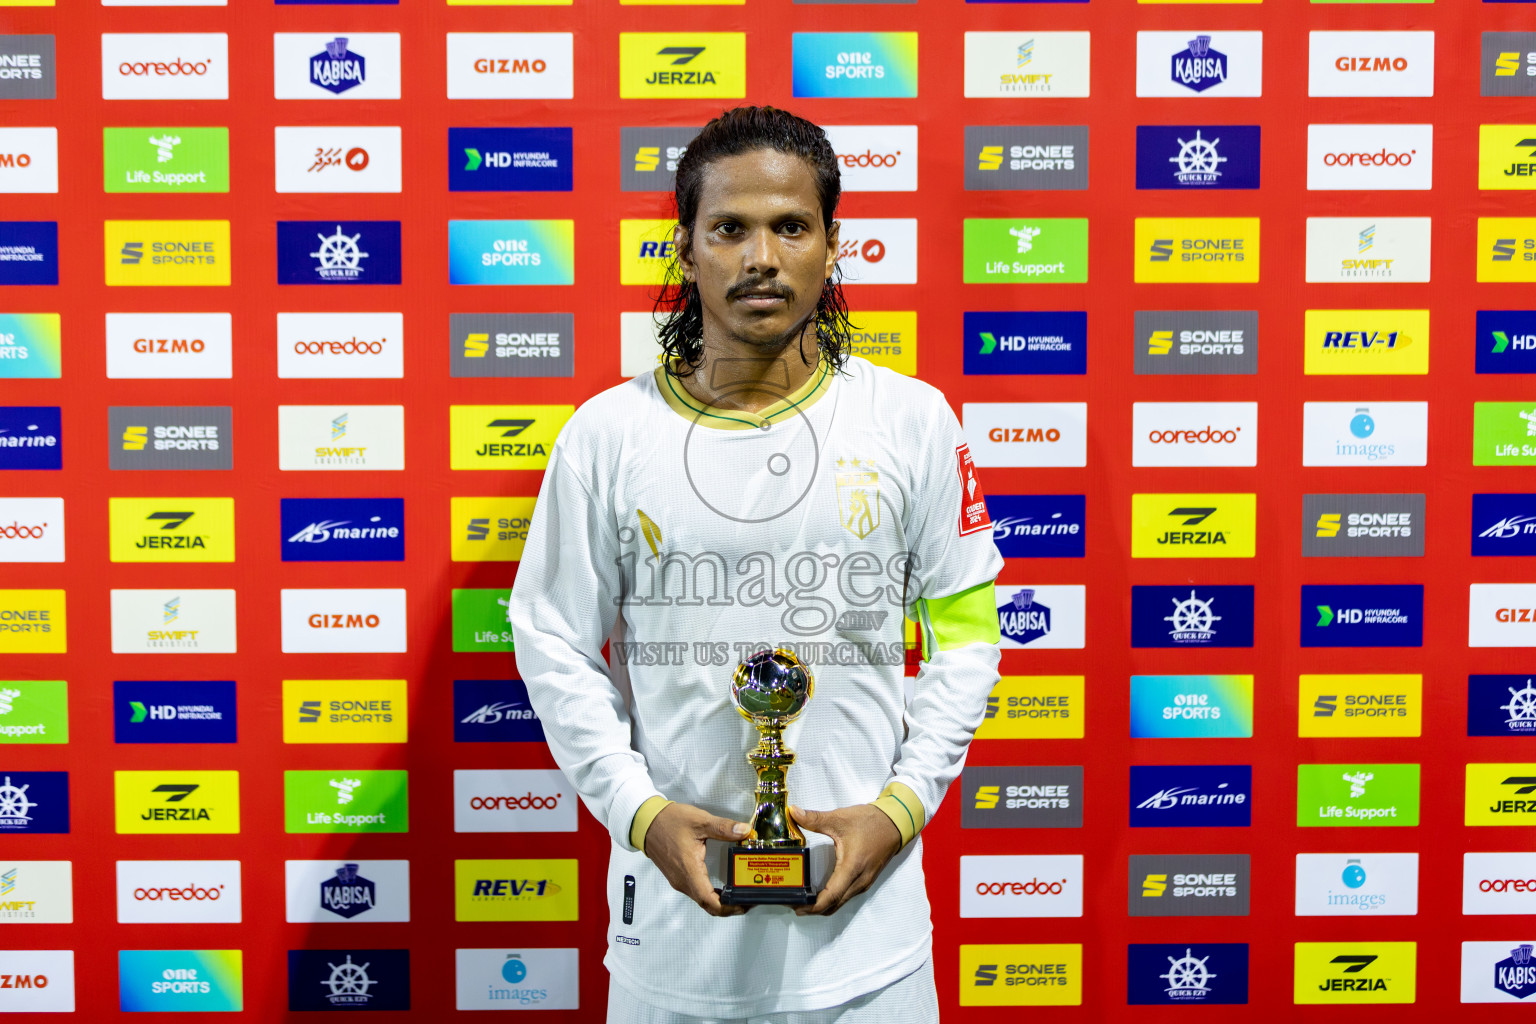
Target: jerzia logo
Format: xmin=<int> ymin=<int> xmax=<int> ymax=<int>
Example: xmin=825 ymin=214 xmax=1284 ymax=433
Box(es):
xmin=619 ymin=34 xmax=745 ymax=98
xmin=1294 ymin=943 xmax=1416 ymax=1004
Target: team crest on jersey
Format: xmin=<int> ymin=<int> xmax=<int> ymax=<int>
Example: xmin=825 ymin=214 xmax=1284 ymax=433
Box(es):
xmin=835 ymin=458 xmax=881 ymax=539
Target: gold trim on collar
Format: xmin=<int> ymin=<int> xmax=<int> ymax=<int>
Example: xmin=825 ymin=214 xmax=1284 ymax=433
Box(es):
xmin=655 ymin=357 xmax=833 ymax=431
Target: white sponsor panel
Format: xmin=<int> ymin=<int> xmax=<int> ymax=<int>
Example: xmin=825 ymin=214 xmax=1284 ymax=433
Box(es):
xmin=276 ymin=313 xmax=403 ymax=379
xmin=994 ymin=584 xmax=1085 ymax=650
xmin=272 ymin=33 xmax=402 ymax=100
xmin=834 ymin=218 xmax=917 ymax=285
xmin=1307 ymin=124 xmax=1433 ymax=191
xmin=620 ymin=312 xmax=664 ymax=378
xmin=105 ymin=0 xmax=226 ymax=6
xmin=455 ymin=948 xmax=579 ymax=1011
xmin=0 ymin=950 xmax=73 ymax=1012
xmin=116 ymin=861 xmax=241 ymax=924
xmin=280 ymin=588 xmax=407 ymax=654
xmin=1304 ymin=218 xmax=1432 ymax=283
xmin=446 ymin=33 xmax=575 ymax=100
xmin=1135 ymin=31 xmax=1263 ymax=98
xmin=0 ymin=499 xmax=64 ymax=563
xmin=109 ymin=588 xmax=237 ymax=654
xmin=105 ymin=312 xmax=233 ymax=379
xmin=0 ymin=862 xmax=73 ymax=924
xmin=101 ymin=34 xmax=229 ymax=101
xmin=453 ymin=769 xmax=577 ymax=833
xmin=0 ymin=129 xmax=58 ymax=193
xmin=1132 ymin=402 xmax=1258 ymax=467
xmin=963 ymin=32 xmax=1091 ymax=98
xmin=1294 ymin=853 xmax=1418 ymax=916
xmin=822 ymin=126 xmax=918 ymax=192
xmin=1461 ymin=941 xmax=1536 ymax=1002
xmin=1309 ymin=31 xmax=1434 ymax=98
xmin=277 ymin=405 xmax=405 ymax=471
xmin=1470 ymin=584 xmax=1536 ymax=648
xmin=284 ymin=860 xmax=411 ymax=923
xmin=962 ymin=402 xmax=1088 ymax=468
xmin=273 ymin=126 xmax=401 ymax=194
xmin=1465 ymin=853 xmax=1536 ymax=915
xmin=959 ymin=855 xmax=1083 ymax=918
xmin=1301 ymin=401 xmax=1428 ymax=467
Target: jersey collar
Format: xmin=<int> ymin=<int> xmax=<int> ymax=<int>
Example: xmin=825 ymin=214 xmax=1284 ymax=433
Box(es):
xmin=655 ymin=356 xmax=834 ymax=431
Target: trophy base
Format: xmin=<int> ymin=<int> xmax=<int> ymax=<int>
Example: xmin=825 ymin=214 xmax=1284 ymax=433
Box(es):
xmin=719 ymin=845 xmax=816 ymax=906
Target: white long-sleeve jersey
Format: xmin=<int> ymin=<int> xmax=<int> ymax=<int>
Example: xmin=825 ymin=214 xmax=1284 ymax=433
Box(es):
xmin=507 ymin=354 xmax=1004 ymax=1017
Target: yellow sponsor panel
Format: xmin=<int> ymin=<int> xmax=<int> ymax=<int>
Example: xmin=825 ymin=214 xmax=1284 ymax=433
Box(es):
xmin=620 ymin=219 xmax=677 ymax=287
xmin=959 ymin=944 xmax=1082 ymax=1006
xmin=115 ymin=769 xmax=240 ymax=834
xmin=1303 ymin=309 xmax=1429 ymax=376
xmin=1297 ymin=675 xmax=1421 ymax=738
xmin=449 ymin=404 xmax=574 ymax=471
xmin=1130 ymin=493 xmax=1255 ymax=558
xmin=108 ymin=497 xmax=235 ymax=563
xmin=1477 ymin=217 xmax=1536 ymax=282
xmin=282 ymin=680 xmax=408 ymax=744
xmin=1134 ymin=218 xmax=1259 ymax=284
xmin=618 ymin=33 xmax=747 ymax=99
xmin=454 ymin=858 xmax=579 ymax=921
xmin=1479 ymin=125 xmax=1536 ymax=190
xmin=104 ymin=220 xmax=231 ymax=287
xmin=451 ymin=497 xmax=536 ymax=561
xmin=849 ymin=312 xmax=917 ymax=376
xmin=1465 ymin=762 xmax=1536 ymax=826
xmin=0 ymin=589 xmax=65 ymax=653
xmin=975 ymin=676 xmax=1084 ymax=739
xmin=448 ymin=0 xmax=569 ymax=5
xmin=624 ymin=0 xmax=742 ymax=6
xmin=1294 ymin=942 xmax=1416 ymax=1005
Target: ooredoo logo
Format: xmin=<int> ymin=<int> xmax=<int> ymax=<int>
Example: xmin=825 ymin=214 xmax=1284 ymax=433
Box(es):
xmin=468 ymin=793 xmax=561 ymax=810
xmin=277 ymin=313 xmax=402 ymax=379
xmin=959 ymin=855 xmax=1083 ymax=918
xmin=1308 ymin=124 xmax=1433 ymax=191
xmin=453 ymin=769 xmax=576 ymax=833
xmin=1132 ymin=403 xmax=1258 ymax=467
xmin=1465 ymin=853 xmax=1536 ymax=914
xmin=0 ymin=498 xmax=63 ymax=562
xmin=101 ymin=35 xmax=229 ymax=100
xmin=822 ymin=126 xmax=918 ymax=192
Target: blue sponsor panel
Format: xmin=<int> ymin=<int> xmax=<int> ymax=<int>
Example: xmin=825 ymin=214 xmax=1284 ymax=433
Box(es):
xmin=1127 ymin=943 xmax=1249 ymax=1005
xmin=281 ymin=498 xmax=405 ymax=562
xmin=1129 ymin=764 xmax=1252 ymax=828
xmin=448 ymin=128 xmax=573 ymax=193
xmin=453 ymin=680 xmax=545 ymax=743
xmin=1476 ymin=311 xmax=1536 ymax=374
xmin=985 ymin=494 xmax=1085 ymax=558
xmin=277 ymin=221 xmax=401 ymax=285
xmin=1468 ymin=674 xmax=1536 ymax=737
xmin=1472 ymin=493 xmax=1536 ymax=556
xmin=287 ymin=949 xmax=410 ymax=1011
xmin=1130 ymin=585 xmax=1254 ymax=648
xmin=113 ymin=681 xmax=238 ymax=744
xmin=0 ymin=222 xmax=58 ymax=285
xmin=1135 ymin=126 xmax=1260 ymax=190
xmin=963 ymin=311 xmax=1086 ymax=375
xmin=0 ymin=770 xmax=68 ymax=833
xmin=0 ymin=406 xmax=62 ymax=470
xmin=1300 ymin=584 xmax=1423 ymax=648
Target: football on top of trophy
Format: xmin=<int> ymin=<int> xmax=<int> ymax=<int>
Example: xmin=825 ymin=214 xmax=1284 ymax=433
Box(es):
xmin=730 ymin=648 xmax=815 ymax=725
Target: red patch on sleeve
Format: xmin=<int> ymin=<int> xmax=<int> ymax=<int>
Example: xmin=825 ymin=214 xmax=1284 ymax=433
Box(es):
xmin=955 ymin=443 xmax=992 ymax=536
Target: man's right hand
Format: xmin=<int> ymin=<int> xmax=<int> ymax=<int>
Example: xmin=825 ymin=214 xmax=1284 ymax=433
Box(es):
xmin=643 ymin=802 xmax=752 ymax=917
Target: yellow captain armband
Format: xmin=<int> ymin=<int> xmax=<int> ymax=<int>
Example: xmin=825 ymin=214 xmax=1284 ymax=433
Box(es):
xmin=870 ymin=781 xmax=926 ymax=849
xmin=630 ymin=794 xmax=673 ymax=853
xmin=916 ymin=579 xmax=1002 ymax=658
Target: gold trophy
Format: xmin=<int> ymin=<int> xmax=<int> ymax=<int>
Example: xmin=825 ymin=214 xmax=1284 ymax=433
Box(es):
xmin=719 ymin=647 xmax=818 ymax=906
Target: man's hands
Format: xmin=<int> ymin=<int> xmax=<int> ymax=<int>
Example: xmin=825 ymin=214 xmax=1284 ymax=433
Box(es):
xmin=643 ymin=802 xmax=751 ymax=917
xmin=791 ymin=803 xmax=902 ymax=917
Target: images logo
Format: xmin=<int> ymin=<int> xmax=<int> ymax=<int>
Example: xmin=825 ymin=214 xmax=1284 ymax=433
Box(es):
xmin=618 ymin=33 xmax=747 ymax=98
xmin=448 ymin=220 xmax=574 ymax=286
xmin=282 ymin=679 xmax=406 ymax=744
xmin=1297 ymin=763 xmax=1420 ymax=827
xmin=1301 ymin=402 xmax=1428 ymax=466
xmin=1130 ymin=765 xmax=1252 ymax=827
xmin=1136 ymin=32 xmax=1263 ymax=97
xmin=1302 ymin=585 xmax=1423 ymax=647
xmin=1308 ymin=31 xmax=1435 ymax=97
xmin=619 ymin=126 xmax=699 ymax=191
xmin=959 ymin=944 xmax=1082 ymax=1007
xmin=284 ymin=769 xmax=407 ymax=833
xmin=454 ymin=858 xmax=579 ymax=921
xmin=449 ymin=127 xmax=572 ymax=192
xmin=0 ymin=589 xmax=66 ymax=654
xmin=1134 ymin=217 xmax=1259 ymax=284
xmin=1295 ymin=853 xmax=1419 ymax=916
xmin=959 ymin=855 xmax=1083 ymax=918
xmin=280 ymin=498 xmax=403 ymax=562
xmin=284 ymin=860 xmax=410 ymax=923
xmin=103 ymin=128 xmax=228 ymax=194
xmin=1135 ymin=125 xmax=1260 ymax=190
xmin=454 ymin=680 xmax=542 ymax=742
xmin=994 ymin=585 xmax=1085 ymax=650
xmin=1299 ymin=675 xmax=1422 ymax=737
xmin=976 ymin=676 xmax=1084 ymax=740
xmin=0 ymin=680 xmax=67 ymax=744
xmin=449 ymin=405 xmax=573 ymax=470
xmin=984 ymin=495 xmax=1085 ymax=558
xmin=963 ymin=311 xmax=1085 ymax=376
xmin=1130 ymin=494 xmax=1255 ymax=558
xmin=113 ymin=681 xmax=236 ymax=744
xmin=1294 ymin=943 xmax=1416 ymax=1005
xmin=445 ymin=33 xmax=573 ymax=99
xmin=101 ymin=34 xmax=228 ymax=100
xmin=0 ymin=771 xmax=66 ymax=833
xmin=0 ymin=36 xmax=56 ymax=100
xmin=963 ymin=32 xmax=1091 ymax=98
xmin=791 ymin=33 xmax=918 ymax=98
xmin=1128 ymin=944 xmax=1249 ymax=1005
xmin=1129 ymin=676 xmax=1253 ymax=738
xmin=1307 ymin=124 xmax=1433 ymax=191
xmin=118 ymin=950 xmax=242 ymax=1013
xmin=114 ymin=771 xmax=238 ymax=834
xmin=287 ymin=949 xmax=409 ymax=1012
xmin=0 ymin=222 xmax=58 ymax=285
xmin=1131 ymin=585 xmax=1255 ymax=648
xmin=962 ymin=218 xmax=1088 ymax=284
xmin=1483 ymin=33 xmax=1536 ymax=97
xmin=453 ymin=949 xmax=580 ymax=1011
xmin=277 ymin=221 xmax=401 ymax=285
xmin=1129 ymin=854 xmax=1250 ymax=917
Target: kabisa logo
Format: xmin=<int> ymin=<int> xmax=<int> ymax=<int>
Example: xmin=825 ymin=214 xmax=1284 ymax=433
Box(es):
xmin=449 ymin=127 xmax=572 ymax=193
xmin=1300 ymin=675 xmax=1422 ymax=738
xmin=1129 ymin=765 xmax=1252 ymax=828
xmin=964 ymin=311 xmax=1086 ymax=375
xmin=959 ymin=944 xmax=1083 ymax=1008
xmin=280 ymin=498 xmax=403 ymax=563
xmin=1301 ymin=584 xmax=1423 ymax=648
xmin=455 ymin=859 xmax=580 ymax=922
xmin=1296 ymin=763 xmax=1421 ymax=828
xmin=994 ymin=585 xmax=1085 ymax=649
xmin=113 ymin=681 xmax=236 ymax=744
xmin=1135 ymin=125 xmax=1261 ymax=190
xmin=1129 ymin=675 xmax=1254 ymax=739
xmin=1131 ymin=585 xmax=1255 ymax=648
xmin=0 ymin=35 xmax=57 ymax=100
xmin=1130 ymin=493 xmax=1256 ymax=558
xmin=0 ymin=771 xmax=66 ymax=833
xmin=0 ymin=222 xmax=58 ymax=286
xmin=117 ymin=950 xmax=243 ymax=1013
xmin=107 ymin=498 xmax=234 ymax=564
xmin=287 ymin=949 xmax=409 ymax=1011
xmin=454 ymin=680 xmax=543 ymax=742
xmin=321 ymin=863 xmax=376 ymax=919
xmin=984 ymin=495 xmax=1085 ymax=558
xmin=998 ymin=588 xmax=1046 ymax=645
xmin=1172 ymin=35 xmax=1227 ymax=92
xmin=1129 ymin=854 xmax=1251 ymax=917
xmin=619 ymin=126 xmax=699 ymax=191
xmin=618 ymin=33 xmax=747 ymax=98
xmin=0 ymin=313 xmax=61 ymax=381
xmin=109 ymin=406 xmax=231 ymax=471
xmin=1483 ymin=33 xmax=1536 ymax=97
xmin=1477 ymin=311 xmax=1536 ymax=374
xmin=114 ymin=771 xmax=239 ymax=834
xmin=1469 ymin=675 xmax=1536 ymax=736
xmin=790 ymin=33 xmax=918 ymax=99
xmin=1294 ymin=943 xmax=1416 ymax=1005
xmin=310 ymin=37 xmax=364 ymax=94
xmin=276 ymin=221 xmax=401 ymax=285
xmin=1295 ymin=853 xmax=1420 ymax=917
xmin=1127 ymin=944 xmax=1249 ymax=1005
xmin=959 ymin=766 xmax=1083 ymax=829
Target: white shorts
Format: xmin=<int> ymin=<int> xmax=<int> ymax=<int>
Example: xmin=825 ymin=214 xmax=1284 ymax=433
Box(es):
xmin=606 ymin=958 xmax=938 ymax=1024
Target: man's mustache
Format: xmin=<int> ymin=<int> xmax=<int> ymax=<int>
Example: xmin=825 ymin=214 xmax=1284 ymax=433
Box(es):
xmin=726 ymin=280 xmax=795 ymax=302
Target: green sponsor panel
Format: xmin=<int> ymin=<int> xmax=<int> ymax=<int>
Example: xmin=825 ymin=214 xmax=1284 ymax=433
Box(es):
xmin=452 ymin=588 xmax=516 ymax=652
xmin=1296 ymin=763 xmax=1419 ymax=827
xmin=1473 ymin=401 xmax=1536 ymax=466
xmin=283 ymin=769 xmax=408 ymax=833
xmin=1312 ymin=0 xmax=1431 ymax=4
xmin=963 ymin=218 xmax=1088 ymax=284
xmin=0 ymin=680 xmax=67 ymax=744
xmin=103 ymin=127 xmax=230 ymax=193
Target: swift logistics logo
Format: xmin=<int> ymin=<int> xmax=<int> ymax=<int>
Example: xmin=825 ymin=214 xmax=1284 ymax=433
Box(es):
xmin=1304 ymin=222 xmax=1431 ymax=285
xmin=1473 ymin=494 xmax=1536 ymax=556
xmin=449 ymin=405 xmax=574 ymax=470
xmin=107 ymin=498 xmax=234 ymax=563
xmin=1129 ymin=854 xmax=1250 ymax=917
xmin=962 ymin=32 xmax=1091 ymax=98
xmin=958 ymin=944 xmax=1082 ymax=1007
xmin=287 ymin=949 xmax=409 ymax=1012
xmin=1134 ymin=311 xmax=1257 ymax=375
xmin=0 ymin=497 xmax=64 ymax=562
xmin=0 ymin=860 xmax=74 ymax=923
xmin=118 ymin=950 xmax=242 ymax=1013
xmin=1469 ymin=674 xmax=1536 ymax=736
xmin=1131 ymin=585 xmax=1255 ymax=648
xmin=1474 ymin=401 xmax=1536 ymax=465
xmin=1483 ymin=33 xmax=1536 ymax=96
xmin=284 ymin=769 xmax=407 ymax=833
xmin=994 ymin=585 xmax=1085 ymax=649
xmin=451 ymin=592 xmax=516 ymax=653
xmin=445 ymin=33 xmax=574 ymax=99
xmin=280 ymin=498 xmax=403 ymax=562
xmin=1302 ymin=584 xmax=1423 ymax=647
xmin=454 ymin=858 xmax=579 ymax=921
xmin=1129 ymin=765 xmax=1252 ymax=827
xmin=448 ymin=220 xmax=574 ymax=285
xmin=104 ymin=128 xmax=228 ymax=193
xmin=113 ymin=770 xmax=239 ymax=834
xmin=1297 ymin=763 xmax=1420 ymax=827
xmin=0 ymin=589 xmax=66 ymax=654
xmin=965 ymin=126 xmax=1088 ymax=191
xmin=1477 ymin=311 xmax=1536 ymax=374
xmin=277 ymin=220 xmax=401 ymax=285
xmin=449 ymin=127 xmax=572 ymax=192
xmin=1479 ymin=125 xmax=1536 ymax=190
xmin=1299 ymin=675 xmax=1422 ymax=737
xmin=1307 ymin=124 xmax=1433 ymax=191
xmin=0 ymin=680 xmax=68 ymax=744
xmin=453 ymin=680 xmax=544 ymax=742
xmin=1135 ymin=125 xmax=1260 ymax=190
xmin=962 ymin=219 xmax=1087 ymax=283
xmin=960 ymin=765 xmax=1083 ymax=829
xmin=273 ymin=33 xmax=401 ymax=99
xmin=279 ymin=588 xmax=407 ymax=654
xmin=1295 ymin=853 xmax=1419 ymax=917
xmin=1294 ymin=943 xmax=1416 ymax=1005
xmin=0 ymin=127 xmax=57 ymax=193
xmin=1127 ymin=944 xmax=1248 ymax=1006
xmin=984 ymin=494 xmax=1085 ymax=557
xmin=277 ymin=405 xmax=405 ymax=471
xmin=1303 ymin=493 xmax=1424 ymax=557
xmin=1136 ymin=32 xmax=1263 ymax=97
xmin=1130 ymin=494 xmax=1255 ymax=558
xmin=1129 ymin=676 xmax=1253 ymax=738
xmin=451 ymin=313 xmax=574 ymax=378
xmin=451 ymin=497 xmax=535 ymax=561
xmin=0 ymin=313 xmax=60 ymax=380
xmin=1477 ymin=218 xmax=1536 ymax=282
xmin=1301 ymin=402 xmax=1428 ymax=467
xmin=281 ymin=679 xmax=407 ymax=744
xmin=0 ymin=222 xmax=58 ymax=285
xmin=618 ymin=34 xmax=746 ymax=98
xmin=109 ymin=407 xmax=232 ymax=470
xmin=0 ymin=771 xmax=67 ymax=832
xmin=964 ymin=312 xmax=1086 ymax=374
xmin=1307 ymin=31 xmax=1435 ymax=97
xmin=109 ymin=589 xmax=235 ymax=654
xmin=105 ymin=312 xmax=232 ymax=380
xmin=284 ymin=861 xmax=408 ymax=923
xmin=790 ymin=33 xmax=917 ymax=98
xmin=1134 ymin=217 xmax=1259 ymax=284
xmin=975 ymin=676 xmax=1085 ymax=740
xmin=959 ymin=854 xmax=1083 ymax=918
xmin=113 ymin=681 xmax=236 ymax=743
xmin=1466 ymin=763 xmax=1536 ymax=825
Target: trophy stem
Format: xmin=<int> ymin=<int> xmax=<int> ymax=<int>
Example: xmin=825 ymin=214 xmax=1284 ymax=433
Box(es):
xmin=744 ymin=722 xmax=804 ymax=848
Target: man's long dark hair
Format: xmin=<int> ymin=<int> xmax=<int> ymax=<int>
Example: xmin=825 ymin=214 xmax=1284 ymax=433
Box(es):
xmin=654 ymin=106 xmax=856 ymax=379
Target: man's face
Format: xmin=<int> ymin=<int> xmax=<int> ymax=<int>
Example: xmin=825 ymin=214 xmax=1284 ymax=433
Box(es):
xmin=676 ymin=148 xmax=839 ymax=353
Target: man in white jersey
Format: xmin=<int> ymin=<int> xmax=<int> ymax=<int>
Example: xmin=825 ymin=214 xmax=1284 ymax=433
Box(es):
xmin=509 ymin=106 xmax=1003 ymax=1024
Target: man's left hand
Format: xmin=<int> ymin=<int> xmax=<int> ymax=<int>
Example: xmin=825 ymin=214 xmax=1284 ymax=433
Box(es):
xmin=789 ymin=803 xmax=903 ymax=917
